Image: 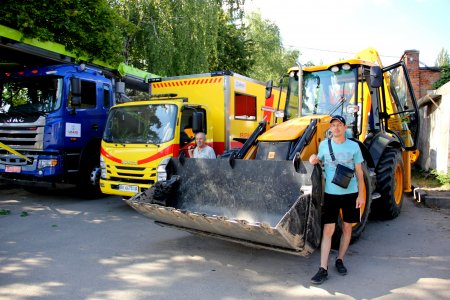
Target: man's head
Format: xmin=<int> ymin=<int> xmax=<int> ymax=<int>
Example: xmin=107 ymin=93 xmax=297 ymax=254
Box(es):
xmin=330 ymin=115 xmax=346 ymax=126
xmin=195 ymin=132 xmax=207 ymax=148
xmin=329 ymin=115 xmax=347 ymax=138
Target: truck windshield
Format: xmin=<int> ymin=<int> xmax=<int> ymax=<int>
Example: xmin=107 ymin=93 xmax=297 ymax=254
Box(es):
xmin=302 ymin=68 xmax=357 ymax=116
xmin=103 ymin=104 xmax=178 ymax=144
xmin=0 ymin=77 xmax=63 ymax=114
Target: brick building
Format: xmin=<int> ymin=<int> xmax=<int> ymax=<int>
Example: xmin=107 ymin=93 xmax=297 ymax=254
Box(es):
xmin=402 ymin=49 xmax=441 ymax=99
xmin=404 ymin=50 xmax=450 ymax=173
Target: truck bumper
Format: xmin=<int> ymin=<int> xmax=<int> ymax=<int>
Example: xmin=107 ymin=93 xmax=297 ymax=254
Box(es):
xmin=0 ymin=154 xmax=69 ymax=187
xmin=100 ymin=179 xmax=153 ymax=198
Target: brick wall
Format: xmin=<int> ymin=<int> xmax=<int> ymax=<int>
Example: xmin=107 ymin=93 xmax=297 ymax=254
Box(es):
xmin=403 ymin=50 xmax=441 ymax=99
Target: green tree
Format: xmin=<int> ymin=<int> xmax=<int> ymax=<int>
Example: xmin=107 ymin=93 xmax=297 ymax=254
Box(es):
xmin=432 ymin=48 xmax=450 ymax=89
xmin=435 ymin=48 xmax=449 ymax=67
xmin=1 ymin=0 xmax=126 ymax=64
xmin=110 ymin=0 xmax=247 ymax=76
xmin=245 ymin=12 xmax=299 ymax=82
xmin=432 ymin=65 xmax=450 ymax=89
xmin=210 ymin=12 xmax=255 ymax=75
xmin=1 ymin=0 xmax=300 ymax=80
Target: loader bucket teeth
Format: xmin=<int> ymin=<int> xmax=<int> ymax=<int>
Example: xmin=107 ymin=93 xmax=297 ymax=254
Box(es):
xmin=125 ymin=158 xmax=323 ymax=256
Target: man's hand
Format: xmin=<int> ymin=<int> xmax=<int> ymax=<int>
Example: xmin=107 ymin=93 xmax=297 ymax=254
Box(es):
xmin=309 ymin=154 xmax=320 ymax=165
xmin=356 ymin=195 xmax=365 ymax=208
xmin=188 ymin=146 xmax=195 ymax=158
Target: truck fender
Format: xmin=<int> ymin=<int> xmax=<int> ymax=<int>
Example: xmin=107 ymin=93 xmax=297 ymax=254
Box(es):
xmin=364 ymin=133 xmax=401 ymax=168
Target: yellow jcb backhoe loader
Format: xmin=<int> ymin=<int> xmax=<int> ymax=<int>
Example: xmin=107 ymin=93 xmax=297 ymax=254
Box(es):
xmin=125 ymin=48 xmax=420 ymax=256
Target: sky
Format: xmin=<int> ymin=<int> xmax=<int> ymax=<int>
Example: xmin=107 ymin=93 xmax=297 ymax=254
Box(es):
xmin=244 ymin=0 xmax=450 ymax=67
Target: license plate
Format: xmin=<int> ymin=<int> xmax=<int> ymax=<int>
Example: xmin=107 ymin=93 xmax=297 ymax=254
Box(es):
xmin=5 ymin=166 xmax=21 ymax=173
xmin=118 ymin=184 xmax=139 ymax=193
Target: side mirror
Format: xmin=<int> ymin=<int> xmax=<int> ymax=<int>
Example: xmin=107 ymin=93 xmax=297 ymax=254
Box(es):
xmin=265 ymin=80 xmax=273 ymax=99
xmin=70 ymin=77 xmax=81 ymax=106
xmin=370 ymin=66 xmax=382 ymax=88
xmin=192 ymin=111 xmax=205 ymax=133
xmin=115 ymin=81 xmax=125 ymax=94
xmin=346 ymin=104 xmax=359 ymax=114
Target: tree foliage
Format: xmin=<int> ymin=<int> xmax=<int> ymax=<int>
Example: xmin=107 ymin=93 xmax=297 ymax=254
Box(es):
xmin=211 ymin=12 xmax=255 ymax=75
xmin=245 ymin=12 xmax=299 ymax=82
xmin=432 ymin=48 xmax=450 ymax=89
xmin=109 ymin=0 xmax=251 ymax=76
xmin=0 ymin=0 xmax=125 ymax=64
xmin=432 ymin=65 xmax=450 ymax=89
xmin=435 ymin=48 xmax=449 ymax=67
xmin=0 ymin=0 xmax=299 ymax=81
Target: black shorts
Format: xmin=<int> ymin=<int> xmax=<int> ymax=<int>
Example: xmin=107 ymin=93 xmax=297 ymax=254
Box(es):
xmin=322 ymin=192 xmax=360 ymax=224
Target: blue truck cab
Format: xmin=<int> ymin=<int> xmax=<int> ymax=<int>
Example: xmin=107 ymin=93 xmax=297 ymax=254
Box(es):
xmin=0 ymin=64 xmax=115 ymax=195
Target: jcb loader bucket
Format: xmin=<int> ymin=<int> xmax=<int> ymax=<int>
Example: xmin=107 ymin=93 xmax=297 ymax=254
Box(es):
xmin=125 ymin=158 xmax=323 ymax=256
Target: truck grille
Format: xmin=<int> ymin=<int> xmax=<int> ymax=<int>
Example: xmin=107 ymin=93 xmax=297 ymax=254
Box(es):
xmin=0 ymin=117 xmax=45 ymax=150
xmin=106 ymin=164 xmax=156 ymax=184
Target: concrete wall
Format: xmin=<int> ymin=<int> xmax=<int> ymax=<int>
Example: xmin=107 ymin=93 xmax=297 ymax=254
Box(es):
xmin=416 ymin=82 xmax=450 ymax=173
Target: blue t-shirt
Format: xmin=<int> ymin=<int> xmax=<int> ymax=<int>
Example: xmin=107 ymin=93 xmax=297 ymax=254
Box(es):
xmin=317 ymin=138 xmax=364 ymax=195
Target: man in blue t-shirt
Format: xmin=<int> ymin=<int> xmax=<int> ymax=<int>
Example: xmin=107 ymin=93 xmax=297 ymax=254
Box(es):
xmin=309 ymin=115 xmax=365 ymax=284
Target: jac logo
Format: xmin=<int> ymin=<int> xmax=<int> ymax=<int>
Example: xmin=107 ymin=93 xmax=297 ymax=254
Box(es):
xmin=6 ymin=117 xmax=25 ymax=123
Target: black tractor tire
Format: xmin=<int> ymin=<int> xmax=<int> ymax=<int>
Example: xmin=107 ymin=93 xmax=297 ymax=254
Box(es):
xmin=331 ymin=163 xmax=372 ymax=250
xmin=78 ymin=152 xmax=103 ymax=199
xmin=371 ymin=148 xmax=404 ymax=220
xmin=308 ymin=164 xmax=324 ymax=250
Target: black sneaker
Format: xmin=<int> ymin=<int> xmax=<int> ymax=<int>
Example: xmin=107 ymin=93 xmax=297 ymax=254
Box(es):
xmin=335 ymin=259 xmax=347 ymax=275
xmin=311 ymin=267 xmax=328 ymax=284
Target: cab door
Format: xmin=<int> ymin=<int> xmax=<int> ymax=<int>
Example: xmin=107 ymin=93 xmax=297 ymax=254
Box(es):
xmin=64 ymin=78 xmax=105 ymax=149
xmin=381 ymin=62 xmax=420 ymax=150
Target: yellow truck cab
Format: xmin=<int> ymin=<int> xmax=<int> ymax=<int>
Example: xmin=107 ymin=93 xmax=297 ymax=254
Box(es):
xmin=99 ymin=71 xmax=286 ymax=197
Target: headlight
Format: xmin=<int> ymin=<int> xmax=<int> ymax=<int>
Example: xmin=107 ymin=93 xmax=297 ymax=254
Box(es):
xmin=100 ymin=155 xmax=107 ymax=179
xmin=38 ymin=159 xmax=57 ymax=169
xmin=156 ymin=157 xmax=171 ymax=182
xmin=100 ymin=155 xmax=106 ymax=168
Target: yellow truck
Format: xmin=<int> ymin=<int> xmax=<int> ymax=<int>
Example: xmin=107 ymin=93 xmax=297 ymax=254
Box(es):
xmin=99 ymin=71 xmax=286 ymax=197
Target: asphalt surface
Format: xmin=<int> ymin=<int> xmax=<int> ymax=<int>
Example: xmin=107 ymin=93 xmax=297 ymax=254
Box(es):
xmin=0 ymin=186 xmax=449 ymax=300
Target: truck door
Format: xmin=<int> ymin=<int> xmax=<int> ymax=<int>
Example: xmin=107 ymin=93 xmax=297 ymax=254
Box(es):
xmin=381 ymin=62 xmax=420 ymax=150
xmin=64 ymin=78 xmax=105 ymax=149
xmin=179 ymin=107 xmax=207 ymax=152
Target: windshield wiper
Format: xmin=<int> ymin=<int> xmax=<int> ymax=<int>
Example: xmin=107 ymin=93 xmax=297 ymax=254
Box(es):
xmin=328 ymin=96 xmax=347 ymax=115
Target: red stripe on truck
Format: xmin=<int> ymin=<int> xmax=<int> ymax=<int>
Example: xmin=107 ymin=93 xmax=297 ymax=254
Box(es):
xmin=137 ymin=144 xmax=175 ymax=165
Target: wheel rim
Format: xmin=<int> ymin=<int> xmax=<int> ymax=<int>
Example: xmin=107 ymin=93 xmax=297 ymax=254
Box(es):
xmin=394 ymin=163 xmax=404 ymax=205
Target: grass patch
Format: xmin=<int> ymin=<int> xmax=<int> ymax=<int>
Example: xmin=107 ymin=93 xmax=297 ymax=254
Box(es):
xmin=412 ymin=167 xmax=450 ymax=190
xmin=0 ymin=209 xmax=11 ymax=216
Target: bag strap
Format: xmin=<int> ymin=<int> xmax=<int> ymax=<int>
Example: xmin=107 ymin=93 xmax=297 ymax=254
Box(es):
xmin=327 ymin=139 xmax=336 ymax=161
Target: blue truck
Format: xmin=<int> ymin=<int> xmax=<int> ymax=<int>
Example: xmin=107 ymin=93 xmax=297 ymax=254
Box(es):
xmin=0 ymin=25 xmax=154 ymax=196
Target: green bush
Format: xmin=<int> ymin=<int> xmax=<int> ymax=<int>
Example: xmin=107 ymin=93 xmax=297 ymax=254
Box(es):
xmin=432 ymin=65 xmax=450 ymax=89
xmin=431 ymin=169 xmax=450 ymax=186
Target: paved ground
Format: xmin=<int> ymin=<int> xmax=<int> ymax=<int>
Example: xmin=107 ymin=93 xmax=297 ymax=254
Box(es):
xmin=0 ymin=187 xmax=449 ymax=300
